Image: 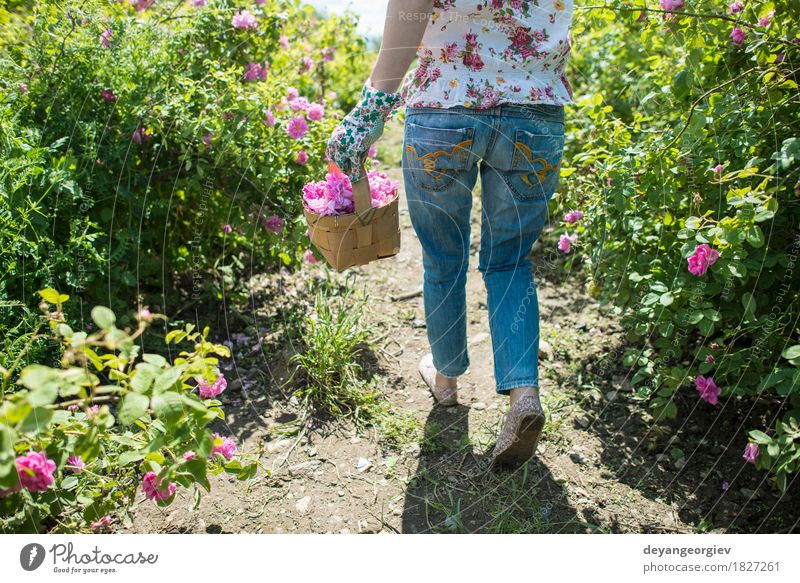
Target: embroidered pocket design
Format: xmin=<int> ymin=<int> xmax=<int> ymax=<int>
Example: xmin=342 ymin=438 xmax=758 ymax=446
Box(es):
xmin=513 ymin=142 xmax=560 ymax=189
xmin=405 ymin=139 xmax=474 ymax=181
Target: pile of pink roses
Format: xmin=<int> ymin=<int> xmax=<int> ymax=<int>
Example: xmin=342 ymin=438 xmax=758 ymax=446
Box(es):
xmin=302 ymin=169 xmax=399 ymax=217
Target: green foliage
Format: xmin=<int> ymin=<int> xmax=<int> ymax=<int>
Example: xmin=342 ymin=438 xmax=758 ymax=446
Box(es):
xmin=0 ymin=290 xmax=255 ymax=533
xmin=562 ymin=2 xmax=799 ymax=488
xmin=0 ymin=0 xmax=370 ymax=318
xmin=289 ymin=279 xmax=380 ymax=421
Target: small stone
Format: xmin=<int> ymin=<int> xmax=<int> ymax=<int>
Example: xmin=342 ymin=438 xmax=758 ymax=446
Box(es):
xmin=355 ymin=457 xmax=372 ymax=472
xmin=569 ymin=451 xmax=587 ymax=465
xmin=411 ymin=319 xmax=426 ymax=329
xmin=266 ymin=438 xmax=292 ymax=453
xmin=605 ymin=390 xmax=619 ymax=402
xmin=472 ymin=402 xmax=487 ymax=411
xmin=295 ymin=496 xmax=312 ymax=514
xmin=576 ymin=416 xmax=591 ymax=429
xmin=469 ymin=332 xmax=490 ymax=345
xmin=538 ymin=340 xmax=554 ymax=360
xmin=337 ymin=490 xmax=345 ymax=497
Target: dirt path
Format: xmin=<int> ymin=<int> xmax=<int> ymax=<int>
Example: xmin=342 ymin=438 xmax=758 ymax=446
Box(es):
xmin=127 ymin=120 xmax=797 ymax=534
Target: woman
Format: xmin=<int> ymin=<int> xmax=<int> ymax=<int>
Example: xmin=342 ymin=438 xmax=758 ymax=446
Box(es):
xmin=327 ymin=0 xmax=574 ymax=467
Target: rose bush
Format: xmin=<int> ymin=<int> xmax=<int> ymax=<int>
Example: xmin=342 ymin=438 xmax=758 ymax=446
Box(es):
xmin=559 ymin=1 xmax=799 ymax=489
xmin=0 ymin=289 xmax=256 ymax=533
xmin=0 ymin=0 xmax=370 ymax=322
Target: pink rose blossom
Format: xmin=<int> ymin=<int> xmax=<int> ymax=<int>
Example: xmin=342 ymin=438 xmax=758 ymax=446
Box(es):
xmin=307 ymin=103 xmax=325 ymax=121
xmin=713 ymin=164 xmax=724 ymax=174
xmin=132 ymin=127 xmax=151 ymax=145
xmin=211 ymin=433 xmax=237 ymax=460
xmin=706 ymin=354 xmax=714 ymax=363
xmin=87 ymin=404 xmax=100 ymax=418
xmin=190 ymin=0 xmax=207 ymax=6
xmin=197 ymin=374 xmax=227 ymax=399
xmin=742 ymin=443 xmax=759 ymax=464
xmin=758 ymin=11 xmax=774 ymax=27
xmin=99 ymin=29 xmax=113 ymax=49
xmin=295 ymin=151 xmax=309 ymax=165
xmin=301 ymin=56 xmax=314 ymax=73
xmin=100 ymin=89 xmax=116 ymax=102
xmin=558 ymin=233 xmax=578 ymax=253
xmin=286 ymin=86 xmax=299 ymax=101
xmin=263 ymin=109 xmax=276 ymax=127
xmin=289 ymin=96 xmax=310 ymax=111
xmin=15 ymin=451 xmax=56 ymax=493
xmin=728 ymin=2 xmax=744 ymax=14
xmin=731 ymin=27 xmax=746 ymax=47
xmin=66 ymin=455 xmax=85 ymax=473
xmin=286 ymin=116 xmax=308 ymax=139
xmin=279 ymin=35 xmax=290 ymax=49
xmin=232 ymin=10 xmax=258 ymax=30
xmin=711 ymin=342 xmax=719 ymax=349
xmin=19 ymin=82 xmax=28 ymax=94
xmin=142 ymin=471 xmax=176 ymax=501
xmin=659 ymin=0 xmax=684 ymax=16
xmin=222 ymin=224 xmax=232 ymax=234
xmin=262 ymin=215 xmax=284 ymax=234
xmin=68 ymin=404 xmax=79 ymax=412
xmin=183 ymin=451 xmax=197 ymax=461
xmin=243 ymin=61 xmax=268 ymax=82
xmin=203 ymin=131 xmax=214 ymax=149
xmin=695 ymin=375 xmax=721 ymax=405
xmin=687 ymin=244 xmax=720 ymax=276
xmin=302 ymin=170 xmax=398 ymax=216
xmin=91 ymin=516 xmax=114 ymax=530
xmin=722 ymin=480 xmax=730 ymax=491
xmin=321 ymin=47 xmax=334 ymax=61
xmin=304 ymin=250 xmax=318 ymax=264
xmin=564 ymin=210 xmax=584 ymax=225
xmin=367 ymin=144 xmax=378 ymax=158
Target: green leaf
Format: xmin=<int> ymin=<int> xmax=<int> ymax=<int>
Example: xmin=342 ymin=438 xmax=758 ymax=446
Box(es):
xmin=659 ymin=292 xmax=674 ymax=306
xmin=151 ymin=392 xmax=184 ymax=423
xmin=91 ymin=306 xmax=116 ymax=330
xmin=118 ymin=393 xmax=150 ymax=425
xmin=746 ymin=225 xmax=765 ymax=248
xmin=741 ymin=292 xmax=756 ymax=318
xmin=118 ymin=450 xmax=146 ymax=466
xmin=748 ymin=430 xmax=771 ymax=444
xmin=39 ymin=288 xmax=69 ymax=304
xmin=20 ymin=408 xmax=54 ymax=433
xmin=782 ymin=345 xmax=800 ymax=361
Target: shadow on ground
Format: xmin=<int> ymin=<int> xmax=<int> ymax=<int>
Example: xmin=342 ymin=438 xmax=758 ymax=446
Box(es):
xmin=401 ymin=402 xmax=585 ymax=533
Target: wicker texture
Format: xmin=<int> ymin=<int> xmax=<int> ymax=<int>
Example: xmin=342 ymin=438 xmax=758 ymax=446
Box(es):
xmin=304 ymin=166 xmax=400 ymax=272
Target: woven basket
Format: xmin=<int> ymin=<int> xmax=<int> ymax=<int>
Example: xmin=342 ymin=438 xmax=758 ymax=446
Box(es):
xmin=303 ymin=165 xmax=400 ymax=272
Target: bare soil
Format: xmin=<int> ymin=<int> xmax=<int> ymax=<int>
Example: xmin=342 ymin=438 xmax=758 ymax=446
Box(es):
xmin=126 ymin=120 xmax=799 ymax=534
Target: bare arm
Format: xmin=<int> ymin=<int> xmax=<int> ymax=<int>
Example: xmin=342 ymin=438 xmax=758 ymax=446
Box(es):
xmin=369 ymin=0 xmax=434 ymax=93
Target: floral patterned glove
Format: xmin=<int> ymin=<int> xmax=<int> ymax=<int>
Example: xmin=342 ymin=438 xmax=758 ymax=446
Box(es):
xmin=326 ymin=80 xmax=405 ymax=183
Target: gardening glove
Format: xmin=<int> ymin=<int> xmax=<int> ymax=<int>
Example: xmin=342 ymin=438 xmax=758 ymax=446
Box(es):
xmin=326 ymin=79 xmax=405 ymax=183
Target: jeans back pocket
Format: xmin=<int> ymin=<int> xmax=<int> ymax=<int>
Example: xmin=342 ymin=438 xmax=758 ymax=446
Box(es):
xmin=404 ymin=122 xmax=476 ymax=192
xmin=505 ymin=129 xmax=564 ymax=201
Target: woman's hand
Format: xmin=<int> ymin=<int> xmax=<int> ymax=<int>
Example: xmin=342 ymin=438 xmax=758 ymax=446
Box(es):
xmin=326 ymin=81 xmax=404 ymax=182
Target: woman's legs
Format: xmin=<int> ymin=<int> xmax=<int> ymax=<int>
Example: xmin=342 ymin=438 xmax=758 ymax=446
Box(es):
xmin=404 ymin=163 xmax=480 ymax=382
xmin=477 ymin=160 xmax=551 ymax=396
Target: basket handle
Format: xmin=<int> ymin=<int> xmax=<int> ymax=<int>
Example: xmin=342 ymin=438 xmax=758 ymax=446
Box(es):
xmin=352 ymin=162 xmax=371 ymax=216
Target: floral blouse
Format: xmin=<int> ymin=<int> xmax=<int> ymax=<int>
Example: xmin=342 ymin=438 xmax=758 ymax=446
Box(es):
xmin=401 ymin=0 xmax=574 ymax=109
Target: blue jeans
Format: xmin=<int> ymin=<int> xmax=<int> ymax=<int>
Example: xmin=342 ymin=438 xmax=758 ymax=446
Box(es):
xmin=402 ymin=103 xmax=565 ymax=395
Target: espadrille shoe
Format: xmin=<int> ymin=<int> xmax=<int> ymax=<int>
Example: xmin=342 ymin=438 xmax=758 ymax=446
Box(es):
xmin=490 ymin=393 xmax=545 ymax=467
xmin=418 ymin=354 xmax=458 ymax=406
